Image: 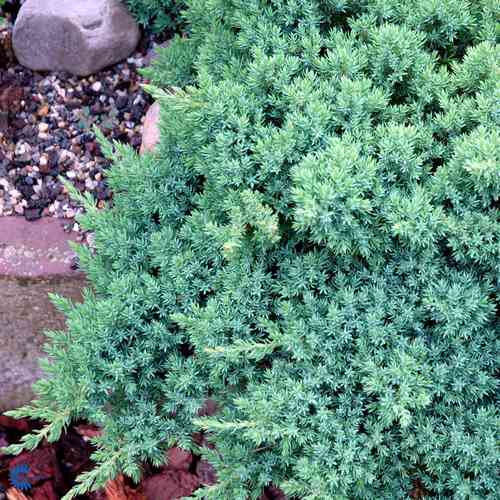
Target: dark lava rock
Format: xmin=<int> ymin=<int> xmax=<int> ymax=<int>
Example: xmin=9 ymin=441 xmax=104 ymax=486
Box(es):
xmin=24 ymin=207 xmax=42 ymax=220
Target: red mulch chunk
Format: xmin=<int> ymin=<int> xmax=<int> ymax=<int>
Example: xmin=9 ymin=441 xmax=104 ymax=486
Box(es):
xmin=166 ymin=447 xmax=192 ymax=472
xmin=143 ymin=470 xmax=200 ymax=500
xmin=0 ymin=416 xmax=31 ymax=433
xmin=31 ymin=481 xmax=59 ymax=500
xmin=9 ymin=446 xmax=63 ymax=489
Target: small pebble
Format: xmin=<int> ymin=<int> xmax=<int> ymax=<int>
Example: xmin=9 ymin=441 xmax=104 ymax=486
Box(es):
xmin=91 ymin=81 xmax=102 ymax=92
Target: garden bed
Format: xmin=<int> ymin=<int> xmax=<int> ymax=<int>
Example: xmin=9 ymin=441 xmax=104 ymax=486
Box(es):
xmin=0 ymin=415 xmax=217 ymax=499
xmin=0 ymin=416 xmax=291 ymax=500
xmin=0 ymin=2 xmax=165 ymax=232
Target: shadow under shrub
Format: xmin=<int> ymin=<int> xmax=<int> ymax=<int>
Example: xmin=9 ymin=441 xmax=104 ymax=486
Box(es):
xmin=4 ymin=1 xmax=499 ymax=499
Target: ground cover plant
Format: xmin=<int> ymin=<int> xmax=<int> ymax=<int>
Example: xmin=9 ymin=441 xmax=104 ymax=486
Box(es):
xmin=124 ymin=0 xmax=186 ymax=34
xmin=4 ymin=0 xmax=499 ymax=499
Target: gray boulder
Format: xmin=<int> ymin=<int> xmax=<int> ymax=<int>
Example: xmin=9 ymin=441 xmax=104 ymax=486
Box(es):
xmin=13 ymin=0 xmax=140 ymax=76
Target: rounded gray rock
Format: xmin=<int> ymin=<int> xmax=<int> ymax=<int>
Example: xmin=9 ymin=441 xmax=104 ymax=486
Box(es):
xmin=13 ymin=0 xmax=140 ymax=76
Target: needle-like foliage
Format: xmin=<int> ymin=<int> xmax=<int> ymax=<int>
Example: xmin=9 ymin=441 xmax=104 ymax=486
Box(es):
xmin=124 ymin=0 xmax=186 ymax=34
xmin=4 ymin=1 xmax=499 ymax=499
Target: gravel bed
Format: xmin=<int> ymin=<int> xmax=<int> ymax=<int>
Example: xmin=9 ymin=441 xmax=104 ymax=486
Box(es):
xmin=0 ymin=12 xmax=159 ymax=240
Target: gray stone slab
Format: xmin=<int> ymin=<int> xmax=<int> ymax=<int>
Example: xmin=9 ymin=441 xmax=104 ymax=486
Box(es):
xmin=0 ymin=216 xmax=79 ymax=278
xmin=0 ymin=217 xmax=87 ymax=411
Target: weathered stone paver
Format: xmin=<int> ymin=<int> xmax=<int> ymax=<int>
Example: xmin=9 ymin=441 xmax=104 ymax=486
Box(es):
xmin=0 ymin=216 xmax=79 ymax=278
xmin=0 ymin=217 xmax=87 ymax=411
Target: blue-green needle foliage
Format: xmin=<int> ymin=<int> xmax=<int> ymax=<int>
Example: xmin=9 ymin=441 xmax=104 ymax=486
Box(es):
xmin=4 ymin=1 xmax=499 ymax=499
xmin=124 ymin=0 xmax=186 ymax=34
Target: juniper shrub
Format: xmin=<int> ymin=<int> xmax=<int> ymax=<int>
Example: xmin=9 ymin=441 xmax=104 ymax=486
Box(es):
xmin=4 ymin=1 xmax=499 ymax=499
